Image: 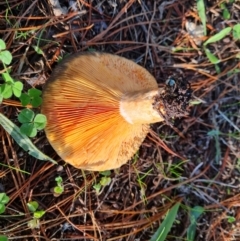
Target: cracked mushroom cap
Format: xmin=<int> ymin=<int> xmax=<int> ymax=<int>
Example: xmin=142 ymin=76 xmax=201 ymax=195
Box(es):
xmin=41 ymin=52 xmax=165 ymax=171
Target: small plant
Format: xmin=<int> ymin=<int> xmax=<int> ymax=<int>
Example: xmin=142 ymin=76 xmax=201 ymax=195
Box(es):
xmin=0 ymin=39 xmax=23 ymax=102
xmin=0 ymin=39 xmax=12 ymax=65
xmin=196 ymin=1 xmax=240 ymax=64
xmin=20 ymin=88 xmax=42 ymax=107
xmin=53 ymin=176 xmax=64 ymax=197
xmin=220 ymin=2 xmax=230 ymax=20
xmin=202 ymin=24 xmax=240 ymax=64
xmin=0 ymin=38 xmax=55 ymax=164
xmin=168 ymin=161 xmax=185 ymax=179
xmin=134 ymin=166 xmax=152 ymax=202
xmin=93 ymin=170 xmax=111 ymax=195
xmin=0 ymin=73 xmax=23 ymax=100
xmin=227 ymin=215 xmax=236 ymax=223
xmin=150 ymin=202 xmax=180 ymax=241
xmin=187 ymin=206 xmax=205 ymax=241
xmin=27 ymin=201 xmax=45 ymax=229
xmin=0 ymin=193 xmax=10 ymax=214
xmin=233 ymin=23 xmax=240 ymax=41
xmin=0 ymin=38 xmax=46 ymax=137
xmin=18 ymin=109 xmax=46 ymax=137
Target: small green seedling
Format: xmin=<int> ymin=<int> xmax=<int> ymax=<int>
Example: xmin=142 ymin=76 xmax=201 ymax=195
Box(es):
xmin=0 ymin=193 xmax=10 ymax=214
xmin=0 ymin=39 xmax=12 ymax=65
xmin=196 ymin=3 xmax=239 ymax=64
xmin=0 ymin=69 xmax=23 ymax=100
xmin=0 ymin=39 xmax=23 ymax=101
xmin=93 ymin=170 xmax=111 ymax=195
xmin=187 ymin=206 xmax=205 ymax=241
xmin=227 ymin=215 xmax=236 ymax=223
xmin=202 ymin=24 xmax=240 ymax=64
xmin=0 ymin=79 xmax=23 ymax=99
xmin=18 ymin=109 xmax=46 ymax=137
xmin=32 ymin=45 xmax=44 ymax=55
xmin=53 ymin=176 xmax=64 ymax=197
xmin=20 ymin=88 xmax=42 ymax=107
xmin=27 ymin=201 xmax=45 ymax=229
xmin=220 ymin=2 xmax=230 ymax=20
xmin=233 ymin=23 xmax=240 ymax=41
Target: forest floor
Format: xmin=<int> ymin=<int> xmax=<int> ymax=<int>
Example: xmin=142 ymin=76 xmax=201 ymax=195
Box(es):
xmin=0 ymin=0 xmax=239 ymax=240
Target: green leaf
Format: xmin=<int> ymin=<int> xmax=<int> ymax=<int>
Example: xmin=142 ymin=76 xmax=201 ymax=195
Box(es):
xmin=223 ymin=8 xmax=230 ymax=20
xmin=0 ymin=235 xmax=8 ymax=241
xmin=220 ymin=3 xmax=225 ymax=9
xmin=0 ymin=83 xmax=12 ymax=99
xmin=204 ymin=48 xmax=220 ymax=64
xmin=54 ymin=186 xmax=64 ymax=194
xmin=34 ymin=114 xmax=46 ymax=130
xmin=20 ymin=123 xmax=37 ymax=137
xmin=31 ymin=96 xmax=42 ymax=108
xmin=32 ymin=45 xmax=44 ymax=55
xmin=227 ymin=68 xmax=240 ymax=77
xmin=190 ymin=206 xmax=204 ymax=221
xmin=12 ymin=81 xmax=23 ymax=97
xmin=93 ymin=183 xmax=101 ymax=194
xmin=0 ymin=193 xmax=10 ymax=204
xmin=0 ymin=113 xmax=57 ymax=164
xmin=233 ymin=23 xmax=240 ymax=40
xmin=20 ymin=93 xmax=31 ymax=106
xmin=100 ymin=170 xmax=111 ymax=176
xmin=204 ymin=27 xmax=232 ymax=45
xmin=100 ymin=176 xmax=111 ymax=186
xmin=187 ymin=206 xmax=205 ymax=241
xmin=0 ymin=203 xmax=6 ymax=214
xmin=220 ymin=3 xmax=230 ymax=20
xmin=55 ymin=176 xmax=63 ymax=184
xmin=0 ymin=50 xmax=12 ymax=65
xmin=196 ymin=0 xmax=207 ymax=35
xmin=2 ymin=71 xmax=14 ymax=83
xmin=27 ymin=201 xmax=39 ymax=212
xmin=18 ymin=109 xmax=35 ymax=123
xmin=227 ymin=216 xmax=236 ymax=223
xmin=0 ymin=39 xmax=6 ymax=50
xmin=150 ymin=202 xmax=181 ymax=241
xmin=28 ymin=88 xmax=42 ymax=97
xmin=33 ymin=210 xmax=45 ymax=219
xmin=215 ymin=64 xmax=221 ymax=74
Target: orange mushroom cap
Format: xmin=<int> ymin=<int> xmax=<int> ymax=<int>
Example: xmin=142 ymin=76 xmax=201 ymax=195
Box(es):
xmin=41 ymin=52 xmax=166 ymax=171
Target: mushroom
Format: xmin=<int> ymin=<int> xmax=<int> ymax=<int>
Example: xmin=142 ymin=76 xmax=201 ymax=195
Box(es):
xmin=41 ymin=52 xmax=190 ymax=171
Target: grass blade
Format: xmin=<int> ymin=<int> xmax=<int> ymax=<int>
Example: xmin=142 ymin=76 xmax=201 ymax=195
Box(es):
xmin=0 ymin=113 xmax=57 ymax=164
xmin=196 ymin=0 xmax=207 ymax=35
xmin=187 ymin=206 xmax=205 ymax=241
xmin=150 ymin=202 xmax=180 ymax=241
xmin=204 ymin=27 xmax=232 ymax=45
xmin=204 ymin=48 xmax=220 ymax=64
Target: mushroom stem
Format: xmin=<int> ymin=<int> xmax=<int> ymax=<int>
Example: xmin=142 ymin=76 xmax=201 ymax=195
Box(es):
xmin=120 ymin=89 xmax=165 ymax=124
